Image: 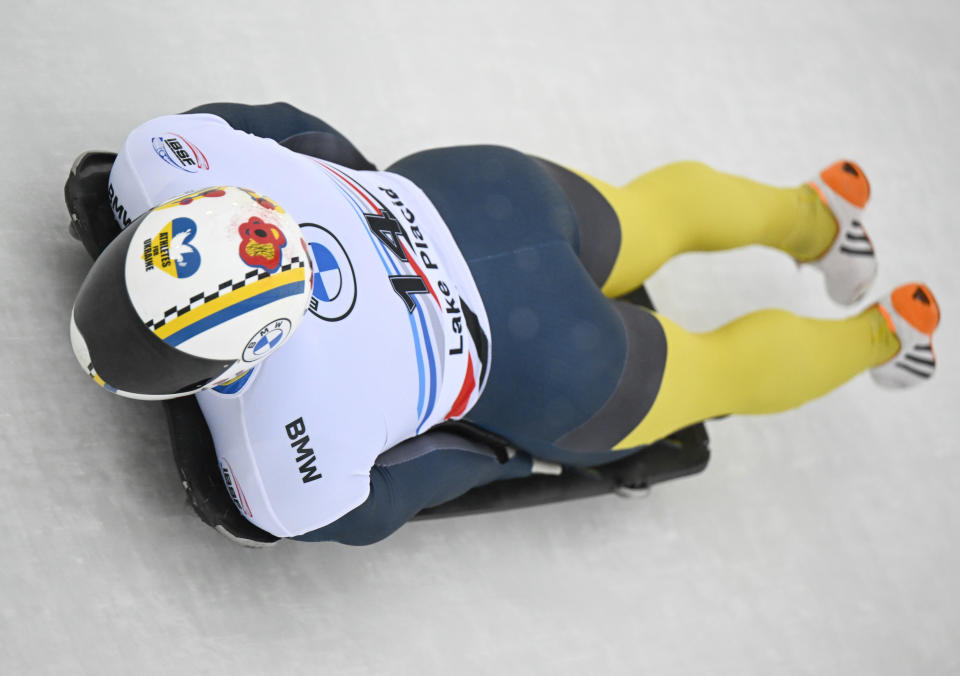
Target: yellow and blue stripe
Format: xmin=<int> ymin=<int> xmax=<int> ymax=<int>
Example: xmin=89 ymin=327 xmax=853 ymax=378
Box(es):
xmin=152 ymin=267 xmax=306 ymax=347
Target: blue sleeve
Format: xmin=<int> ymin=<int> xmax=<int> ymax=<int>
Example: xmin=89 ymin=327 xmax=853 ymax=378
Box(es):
xmin=182 ymin=102 xmax=376 ymax=170
xmin=183 ymin=101 xmax=345 ymax=141
xmin=293 ymin=434 xmax=532 ymax=546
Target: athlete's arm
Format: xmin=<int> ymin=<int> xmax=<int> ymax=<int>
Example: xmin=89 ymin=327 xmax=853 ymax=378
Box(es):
xmin=108 ymin=103 xmax=376 ymax=229
xmin=292 ymin=432 xmax=532 ymax=545
xmin=183 ymin=102 xmax=376 ymax=169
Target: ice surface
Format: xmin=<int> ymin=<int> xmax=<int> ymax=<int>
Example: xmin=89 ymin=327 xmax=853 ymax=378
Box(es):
xmin=2 ymin=1 xmax=958 ymax=674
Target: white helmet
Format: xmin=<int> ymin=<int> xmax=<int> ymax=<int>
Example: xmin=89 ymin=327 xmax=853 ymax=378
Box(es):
xmin=70 ymin=186 xmax=312 ymax=399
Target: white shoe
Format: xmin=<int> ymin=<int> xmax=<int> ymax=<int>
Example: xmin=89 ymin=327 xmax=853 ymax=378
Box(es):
xmin=871 ymin=283 xmax=940 ymax=388
xmin=807 ymin=160 xmax=878 ymax=304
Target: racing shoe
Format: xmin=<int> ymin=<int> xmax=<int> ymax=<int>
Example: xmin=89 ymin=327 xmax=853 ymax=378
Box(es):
xmin=807 ymin=160 xmax=878 ymax=304
xmin=871 ymin=283 xmax=940 ymax=388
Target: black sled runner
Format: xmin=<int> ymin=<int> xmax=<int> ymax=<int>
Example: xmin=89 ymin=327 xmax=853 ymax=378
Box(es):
xmin=65 ymin=149 xmax=711 ymax=546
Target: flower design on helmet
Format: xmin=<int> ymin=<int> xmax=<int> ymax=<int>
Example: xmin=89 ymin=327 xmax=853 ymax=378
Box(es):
xmin=238 ymin=217 xmax=287 ymax=272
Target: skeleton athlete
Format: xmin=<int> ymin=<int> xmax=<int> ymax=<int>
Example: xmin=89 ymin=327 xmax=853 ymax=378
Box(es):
xmin=69 ymin=102 xmax=941 ymax=546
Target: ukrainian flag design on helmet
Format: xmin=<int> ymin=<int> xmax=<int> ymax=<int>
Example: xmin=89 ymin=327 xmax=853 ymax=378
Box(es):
xmin=70 ymin=186 xmax=312 ymax=400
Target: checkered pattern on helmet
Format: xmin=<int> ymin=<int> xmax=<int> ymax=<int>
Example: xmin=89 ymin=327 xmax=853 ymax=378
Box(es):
xmin=144 ymin=257 xmax=305 ymax=331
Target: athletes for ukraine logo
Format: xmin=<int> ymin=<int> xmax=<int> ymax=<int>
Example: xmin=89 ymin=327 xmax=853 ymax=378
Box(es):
xmin=142 ymin=217 xmax=201 ymax=278
xmin=151 ymin=133 xmax=209 ymax=173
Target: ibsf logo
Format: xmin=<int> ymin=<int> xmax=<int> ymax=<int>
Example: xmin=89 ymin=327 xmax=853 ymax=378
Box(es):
xmin=219 ymin=460 xmax=253 ymax=517
xmin=151 ymin=133 xmax=210 ymax=173
xmin=238 ymin=217 xmax=287 ymax=272
xmin=142 ymin=216 xmax=201 ymax=278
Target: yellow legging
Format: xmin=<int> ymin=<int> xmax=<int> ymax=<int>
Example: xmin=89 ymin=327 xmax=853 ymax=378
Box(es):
xmin=577 ymin=162 xmax=900 ymax=448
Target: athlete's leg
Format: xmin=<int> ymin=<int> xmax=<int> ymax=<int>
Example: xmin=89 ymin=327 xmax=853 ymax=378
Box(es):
xmin=542 ymin=159 xmax=905 ymax=448
xmin=388 ymin=146 xmax=919 ymax=468
xmin=612 ymin=304 xmax=900 ymax=447
xmin=576 ymin=161 xmax=838 ymax=297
